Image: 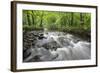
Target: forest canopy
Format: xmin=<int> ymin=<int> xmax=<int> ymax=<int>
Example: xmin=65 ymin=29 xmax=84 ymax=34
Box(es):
xmin=23 ymin=10 xmax=91 ymax=33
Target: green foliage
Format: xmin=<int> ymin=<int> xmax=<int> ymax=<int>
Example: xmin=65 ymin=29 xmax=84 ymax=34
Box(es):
xmin=23 ymin=10 xmax=91 ymax=33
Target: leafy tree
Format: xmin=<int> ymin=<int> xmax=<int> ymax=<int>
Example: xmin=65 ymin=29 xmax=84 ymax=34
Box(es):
xmin=23 ymin=10 xmax=91 ymax=33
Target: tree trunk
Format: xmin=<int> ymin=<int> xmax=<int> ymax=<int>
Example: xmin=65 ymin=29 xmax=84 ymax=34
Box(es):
xmin=40 ymin=12 xmax=44 ymax=28
xmin=32 ymin=11 xmax=34 ymax=25
xmin=27 ymin=11 xmax=31 ymax=26
xmin=71 ymin=12 xmax=74 ymax=25
xmin=80 ymin=13 xmax=84 ymax=25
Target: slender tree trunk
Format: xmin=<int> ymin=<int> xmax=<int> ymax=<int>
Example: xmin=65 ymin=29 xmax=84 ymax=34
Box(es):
xmin=31 ymin=11 xmax=36 ymax=28
xmin=80 ymin=13 xmax=84 ymax=25
xmin=71 ymin=12 xmax=74 ymax=25
xmin=27 ymin=11 xmax=31 ymax=26
xmin=66 ymin=13 xmax=71 ymax=26
xmin=40 ymin=12 xmax=44 ymax=28
xmin=32 ymin=11 xmax=34 ymax=25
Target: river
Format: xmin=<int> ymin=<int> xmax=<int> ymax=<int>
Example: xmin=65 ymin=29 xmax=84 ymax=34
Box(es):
xmin=23 ymin=31 xmax=91 ymax=62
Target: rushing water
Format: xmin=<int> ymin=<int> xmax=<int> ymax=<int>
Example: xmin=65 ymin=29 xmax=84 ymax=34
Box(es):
xmin=23 ymin=31 xmax=91 ymax=62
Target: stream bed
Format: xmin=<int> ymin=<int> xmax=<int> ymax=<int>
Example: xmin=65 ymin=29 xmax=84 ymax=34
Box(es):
xmin=23 ymin=31 xmax=91 ymax=62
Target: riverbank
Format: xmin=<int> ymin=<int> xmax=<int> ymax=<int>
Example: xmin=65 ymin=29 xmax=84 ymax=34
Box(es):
xmin=23 ymin=25 xmax=91 ymax=39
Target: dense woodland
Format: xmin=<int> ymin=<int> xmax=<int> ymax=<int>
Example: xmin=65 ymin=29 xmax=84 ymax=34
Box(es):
xmin=23 ymin=10 xmax=91 ymax=37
